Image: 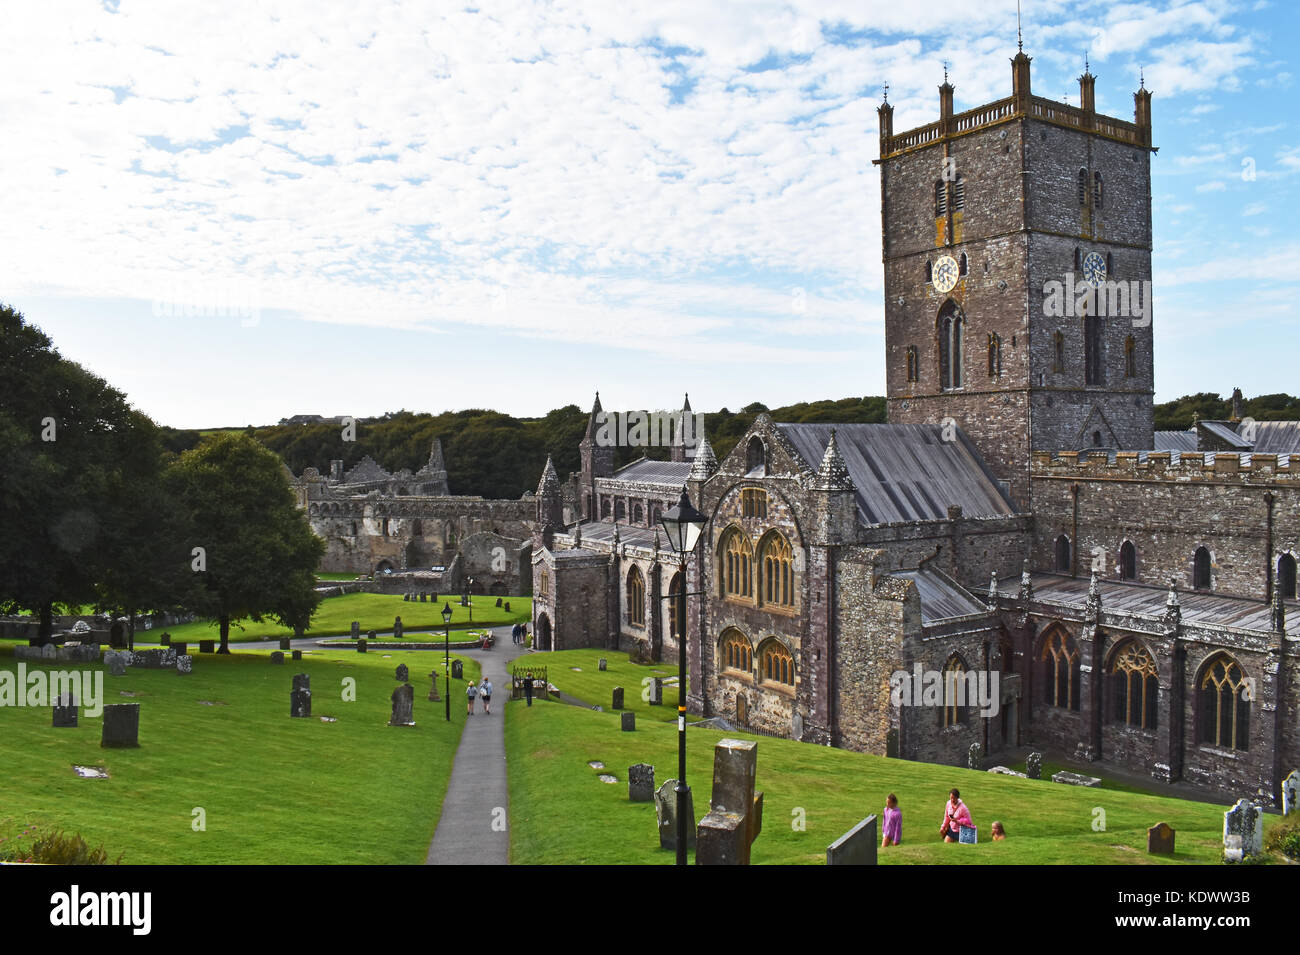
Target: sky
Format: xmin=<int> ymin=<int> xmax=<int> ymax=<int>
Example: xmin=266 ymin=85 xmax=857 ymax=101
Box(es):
xmin=0 ymin=0 xmax=1295 ymax=429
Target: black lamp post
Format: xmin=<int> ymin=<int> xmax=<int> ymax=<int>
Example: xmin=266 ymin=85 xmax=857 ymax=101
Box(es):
xmin=659 ymin=486 xmax=706 ymax=865
xmin=441 ymin=601 xmax=453 ymax=722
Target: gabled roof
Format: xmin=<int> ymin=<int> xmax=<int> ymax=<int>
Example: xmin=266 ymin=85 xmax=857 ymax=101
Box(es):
xmin=1252 ymin=421 xmax=1300 ymax=454
xmin=892 ymin=568 xmax=989 ymax=624
xmin=1153 ymin=430 xmax=1197 ymax=452
xmin=777 ymin=423 xmax=1016 ymax=524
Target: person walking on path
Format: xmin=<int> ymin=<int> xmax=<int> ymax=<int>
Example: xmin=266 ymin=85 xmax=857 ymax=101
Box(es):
xmin=466 ymin=679 xmax=478 ymax=716
xmin=480 ymin=677 xmax=494 ymax=714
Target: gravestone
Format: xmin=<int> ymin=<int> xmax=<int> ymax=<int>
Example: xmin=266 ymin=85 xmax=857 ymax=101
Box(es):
xmin=403 ymin=593 xmax=410 ymax=602
xmin=199 ymin=639 xmax=214 ymax=654
xmin=351 ymin=621 xmax=360 ymax=640
xmin=101 ymin=703 xmax=140 ymax=748
xmin=270 ymin=651 xmax=285 ymax=664
xmin=1051 ymin=770 xmax=1101 ymax=787
xmin=451 ymin=660 xmax=463 ymax=680
xmin=655 ymin=779 xmax=697 ymax=851
xmin=389 ymin=684 xmax=415 ymax=726
xmin=419 ymin=593 xmax=427 ymax=602
xmin=598 ymin=658 xmax=607 ymax=672
xmin=629 ymin=764 xmax=655 ymax=802
xmin=495 ymin=597 xmax=503 ymax=607
xmin=291 ymin=649 xmax=302 ymax=661
xmin=1026 ymin=751 xmax=1043 ymax=779
xmin=172 ymin=642 xmax=187 ymax=656
xmin=503 ymin=601 xmax=509 ymax=612
xmin=290 ymin=673 xmax=311 ymax=718
xmin=108 ymin=653 xmax=127 ymax=677
xmin=42 ymin=643 xmax=58 ymax=660
xmin=650 ymin=677 xmax=663 ymax=706
xmin=1223 ymin=799 xmax=1262 ymax=862
xmin=697 ymin=738 xmax=762 ymax=865
xmin=826 ymin=814 xmax=878 ymax=865
xmin=988 ymin=766 xmax=1027 ymax=778
xmin=394 ymin=617 xmax=403 ymax=639
xmin=176 ymin=654 xmax=193 ymax=675
xmin=1282 ymin=770 xmax=1300 ymax=816
xmin=428 ymin=673 xmax=442 ymax=702
xmin=279 ymin=638 xmax=291 ymax=651
xmin=357 ymin=639 xmax=367 ymax=653
xmin=367 ymin=629 xmax=376 ymax=641
xmin=432 ymin=593 xmax=439 ymax=602
xmin=53 ymin=692 xmax=78 ymax=728
xmin=612 ymin=687 xmax=624 ymax=710
xmin=967 ymin=742 xmax=982 ymax=770
xmin=160 ymin=633 xmax=171 ymax=646
xmin=622 ymin=712 xmax=635 ymax=732
xmin=1147 ymin=822 xmax=1175 ymax=855
xmin=395 ymin=663 xmax=409 ymax=683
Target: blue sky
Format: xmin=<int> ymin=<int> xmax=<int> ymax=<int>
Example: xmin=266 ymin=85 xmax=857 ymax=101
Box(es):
xmin=0 ymin=1 xmax=1295 ymax=428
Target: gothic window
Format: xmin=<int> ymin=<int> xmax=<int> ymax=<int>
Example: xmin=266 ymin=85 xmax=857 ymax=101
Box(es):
xmin=1194 ymin=547 xmax=1212 ymax=591
xmin=632 ymin=503 xmax=643 ymax=524
xmin=719 ymin=527 xmax=754 ymax=600
xmin=987 ymin=333 xmax=1001 ymax=378
xmin=539 ymin=570 xmax=549 ymax=597
xmin=1093 ymin=430 xmax=1103 ymax=447
xmin=1110 ymin=639 xmax=1157 ymax=730
xmin=1041 ymin=628 xmax=1081 ymax=710
xmin=934 ymin=181 xmax=947 ymax=217
xmin=760 ymin=640 xmax=794 ymax=687
xmin=626 ymin=566 xmax=645 ymax=627
xmin=1106 ymin=251 xmax=1114 ymax=275
xmin=1053 ymin=331 xmax=1065 ymax=373
xmin=746 ymin=437 xmax=766 ymax=476
xmin=906 ymin=345 xmax=919 ymax=382
xmin=758 ymin=532 xmax=794 ymax=609
xmin=1054 ymin=535 xmax=1071 ymax=573
xmin=941 ymin=655 xmax=969 ymax=727
xmin=382 ymin=518 xmax=391 ymax=537
xmin=1077 ymin=168 xmax=1088 ymax=205
xmin=1279 ymin=553 xmax=1298 ymax=600
xmin=925 ymin=259 xmax=933 ymax=283
xmin=1120 ymin=540 xmax=1137 ymax=580
xmin=959 ymin=252 xmax=968 ymax=276
xmin=721 ymin=629 xmax=753 ymax=674
xmin=951 ymin=175 xmax=965 ymax=212
xmin=667 ymin=572 xmax=684 ymax=643
xmin=1085 ymin=314 xmax=1103 ymax=385
xmin=1093 ymin=171 xmax=1103 ymax=208
xmin=1124 ymin=336 xmax=1136 ymax=378
xmin=937 ymin=301 xmax=963 ymax=390
xmin=651 ymin=505 xmax=662 ymax=527
xmin=1198 ymin=654 xmax=1250 ymax=751
xmin=584 ymin=493 xmax=592 ymax=518
xmin=741 ymin=488 xmax=768 ymax=519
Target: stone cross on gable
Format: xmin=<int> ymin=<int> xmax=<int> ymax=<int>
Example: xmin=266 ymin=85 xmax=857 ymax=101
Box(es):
xmin=696 ymin=738 xmax=763 ymax=865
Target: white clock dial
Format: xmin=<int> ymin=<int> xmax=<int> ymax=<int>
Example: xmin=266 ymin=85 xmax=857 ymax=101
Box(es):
xmin=933 ymin=254 xmax=960 ymax=293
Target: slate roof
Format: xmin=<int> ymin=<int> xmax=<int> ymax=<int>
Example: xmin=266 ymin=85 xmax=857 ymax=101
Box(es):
xmin=1252 ymin=421 xmax=1300 ymax=454
xmin=892 ymin=569 xmax=989 ymax=624
xmin=1201 ymin=421 xmax=1252 ymax=449
xmin=610 ymin=458 xmax=693 ymax=487
xmin=777 ymin=423 xmax=1017 ymax=525
xmin=1153 ymin=431 xmax=1197 ymax=452
xmin=566 ymin=521 xmax=660 ymax=550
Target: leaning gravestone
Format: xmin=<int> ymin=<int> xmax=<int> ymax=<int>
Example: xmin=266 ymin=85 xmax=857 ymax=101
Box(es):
xmin=176 ymin=654 xmax=193 ymax=675
xmin=290 ymin=673 xmax=311 ymax=718
xmin=1147 ymin=822 xmax=1175 ymax=855
xmin=826 ymin=814 xmax=878 ymax=865
xmin=697 ymin=738 xmax=763 ymax=865
xmin=351 ymin=621 xmax=361 ymax=640
xmin=1282 ymin=770 xmax=1300 ymax=817
xmin=395 ymin=663 xmax=409 ymax=683
xmin=1026 ymin=751 xmax=1043 ymax=780
xmin=598 ymin=658 xmax=607 ymax=672
xmin=655 ymin=779 xmax=697 ymax=851
xmin=967 ymin=742 xmax=982 ymax=770
xmin=270 ymin=651 xmax=285 ymax=664
xmin=451 ymin=660 xmax=463 ymax=680
xmin=53 ymin=692 xmax=78 ymax=728
xmin=108 ymin=653 xmax=127 ymax=677
xmin=622 ymin=712 xmax=636 ymax=732
xmin=1223 ymin=799 xmax=1262 ymax=862
xmin=629 ymin=763 xmax=655 ymax=802
xmin=612 ymin=686 xmax=624 ymax=710
xmin=394 ymin=617 xmax=403 ymax=639
xmin=389 ymin=684 xmax=415 ymax=726
xmin=101 ymin=703 xmax=140 ymax=748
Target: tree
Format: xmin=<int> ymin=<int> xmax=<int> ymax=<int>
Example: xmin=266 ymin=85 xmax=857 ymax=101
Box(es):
xmin=168 ymin=432 xmax=325 ymax=653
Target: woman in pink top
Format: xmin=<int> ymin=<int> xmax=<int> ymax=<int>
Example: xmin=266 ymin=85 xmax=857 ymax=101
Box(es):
xmin=940 ymin=788 xmax=972 ymax=842
xmin=881 ymin=793 xmax=902 ymax=847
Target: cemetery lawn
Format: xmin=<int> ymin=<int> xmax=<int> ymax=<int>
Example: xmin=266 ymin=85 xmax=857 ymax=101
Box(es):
xmin=155 ymin=593 xmax=532 ymax=644
xmin=505 ymin=700 xmax=1271 ymax=865
xmin=529 ymin=649 xmax=688 ymax=722
xmin=0 ymin=647 xmax=479 ymax=864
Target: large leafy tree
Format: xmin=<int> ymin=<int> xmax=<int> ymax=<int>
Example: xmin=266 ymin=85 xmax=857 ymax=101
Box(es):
xmin=168 ymin=432 xmax=324 ymax=653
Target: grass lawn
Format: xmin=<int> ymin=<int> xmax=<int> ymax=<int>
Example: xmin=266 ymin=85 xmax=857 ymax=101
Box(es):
xmin=0 ymin=645 xmax=479 ymax=864
xmin=505 ymin=697 xmax=1282 ymax=865
xmin=153 ymin=593 xmax=532 ymax=644
xmin=528 ymin=649 xmax=686 ymax=721
xmin=316 ymin=572 xmax=361 ymax=582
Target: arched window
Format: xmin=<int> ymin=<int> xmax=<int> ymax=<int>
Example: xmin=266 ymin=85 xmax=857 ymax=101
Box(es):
xmin=1077 ymin=168 xmax=1088 ymax=205
xmin=1092 ymin=430 xmax=1103 ymax=447
xmin=1084 ymin=311 xmax=1103 ymax=386
xmin=1073 ymin=247 xmax=1082 ymax=270
xmin=651 ymin=505 xmax=662 ymax=527
xmin=615 ymin=499 xmax=626 ymax=521
xmin=632 ymin=503 xmax=643 ymax=524
xmin=934 ymin=181 xmax=947 ymax=217
xmin=1106 ymin=251 xmax=1114 ymax=275
xmin=906 ymin=345 xmax=919 ymax=382
xmin=937 ymin=301 xmax=963 ymax=390
xmin=626 ymin=566 xmax=645 ymax=627
xmin=758 ymin=532 xmax=794 ymax=609
xmin=925 ymin=260 xmax=933 ymax=283
xmin=720 ymin=629 xmax=752 ymax=674
xmin=1198 ymin=654 xmax=1250 ymax=750
xmin=745 ymin=437 xmax=766 ymax=476
xmin=760 ymin=640 xmax=794 ymax=687
xmin=1041 ymin=627 xmax=1080 ymax=711
xmin=1053 ymin=331 xmax=1065 ymax=372
xmin=1194 ymin=547 xmax=1212 ymax=591
xmin=1119 ymin=540 xmax=1136 ymax=580
xmin=667 ymin=572 xmax=684 ymax=643
xmin=351 ymin=521 xmax=358 ymax=536
xmin=958 ymin=252 xmax=968 ymax=276
xmin=987 ymin=333 xmax=1001 ymax=378
xmin=1054 ymin=535 xmax=1071 ymax=573
xmin=719 ymin=527 xmax=754 ymax=600
xmin=1124 ymin=336 xmax=1136 ymax=378
xmin=539 ymin=570 xmax=549 ymax=597
xmin=1093 ymin=171 xmax=1103 ymax=208
xmin=941 ymin=655 xmax=969 ymax=727
xmin=741 ymin=488 xmax=767 ymax=518
xmin=1110 ymin=639 xmax=1157 ymax=730
xmin=600 ymin=498 xmax=611 ymax=519
xmin=1278 ymin=553 xmax=1297 ymax=599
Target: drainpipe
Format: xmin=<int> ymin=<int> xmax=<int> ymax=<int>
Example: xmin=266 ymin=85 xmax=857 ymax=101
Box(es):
xmin=1070 ymin=483 xmax=1080 ymax=578
xmin=1265 ymin=491 xmax=1275 ymax=603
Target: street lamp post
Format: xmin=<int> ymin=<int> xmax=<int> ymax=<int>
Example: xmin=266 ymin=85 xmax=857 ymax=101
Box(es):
xmin=442 ymin=601 xmax=453 ymax=722
xmin=659 ymin=487 xmax=706 ymax=866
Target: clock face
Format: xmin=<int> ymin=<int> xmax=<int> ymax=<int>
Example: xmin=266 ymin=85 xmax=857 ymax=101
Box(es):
xmin=933 ymin=254 xmax=959 ymax=293
xmin=1081 ymin=251 xmax=1107 ymax=287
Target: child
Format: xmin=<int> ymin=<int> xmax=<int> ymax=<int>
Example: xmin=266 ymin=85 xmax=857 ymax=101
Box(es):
xmin=466 ymin=679 xmax=478 ymax=716
xmin=940 ymin=788 xmax=972 ymax=842
xmin=882 ymin=793 xmax=902 ymax=847
xmin=480 ymin=677 xmax=493 ymax=715
xmin=991 ymin=820 xmax=1006 ymax=841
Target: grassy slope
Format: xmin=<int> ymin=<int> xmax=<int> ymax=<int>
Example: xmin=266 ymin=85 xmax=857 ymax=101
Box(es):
xmin=538 ymin=649 xmax=684 ymax=720
xmin=0 ymin=646 xmax=479 ymax=864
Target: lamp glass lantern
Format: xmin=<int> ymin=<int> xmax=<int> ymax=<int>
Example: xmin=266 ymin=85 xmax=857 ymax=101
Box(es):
xmin=659 ymin=489 xmax=706 ymax=555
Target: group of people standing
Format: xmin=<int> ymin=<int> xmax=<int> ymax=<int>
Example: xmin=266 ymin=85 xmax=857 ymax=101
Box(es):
xmin=510 ymin=623 xmax=529 ymax=645
xmin=879 ymin=789 xmax=1007 ymax=847
xmin=466 ymin=677 xmax=493 ymax=715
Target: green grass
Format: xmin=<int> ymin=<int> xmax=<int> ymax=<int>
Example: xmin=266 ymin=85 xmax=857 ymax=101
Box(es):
xmin=316 ymin=572 xmax=361 ymax=582
xmin=153 ymin=593 xmax=532 ymax=644
xmin=530 ymin=649 xmax=685 ymax=721
xmin=1004 ymin=758 xmax=1162 ymax=796
xmin=0 ymin=645 xmax=479 ymax=864
xmin=505 ymin=696 xmax=1281 ymax=865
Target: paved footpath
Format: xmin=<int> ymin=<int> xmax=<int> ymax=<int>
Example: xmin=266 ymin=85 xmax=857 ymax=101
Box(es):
xmin=425 ymin=626 xmax=526 ymax=866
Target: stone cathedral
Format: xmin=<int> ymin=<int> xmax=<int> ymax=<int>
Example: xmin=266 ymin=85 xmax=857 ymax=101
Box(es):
xmin=530 ymin=48 xmax=1300 ymax=805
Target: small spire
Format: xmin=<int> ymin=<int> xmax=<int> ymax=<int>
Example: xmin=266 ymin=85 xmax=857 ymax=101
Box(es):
xmin=1166 ymin=576 xmax=1180 ymax=608
xmin=1084 ymin=51 xmax=1090 ymax=74
xmin=1139 ymin=67 xmax=1145 ymax=90
xmin=816 ymin=429 xmax=854 ymax=491
xmin=1089 ymin=569 xmax=1100 ymax=597
xmin=1017 ymin=0 xmax=1023 ymax=52
xmin=882 ymin=80 xmax=889 ymax=103
xmin=688 ymin=433 xmax=718 ymax=481
xmin=536 ymin=454 xmax=559 ymax=495
xmin=943 ymin=61 xmax=948 ymax=85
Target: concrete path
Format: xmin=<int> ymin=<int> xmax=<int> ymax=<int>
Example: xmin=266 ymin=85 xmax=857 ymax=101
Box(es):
xmin=425 ymin=626 xmax=528 ymax=865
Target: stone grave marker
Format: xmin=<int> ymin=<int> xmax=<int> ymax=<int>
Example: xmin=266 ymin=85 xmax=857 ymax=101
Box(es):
xmin=967 ymin=742 xmax=982 ymax=770
xmin=655 ymin=779 xmax=696 ymax=851
xmin=495 ymin=597 xmax=503 ymax=607
xmin=290 ymin=673 xmax=311 ymax=718
xmin=826 ymin=814 xmax=878 ymax=865
xmin=160 ymin=633 xmax=171 ymax=646
xmin=958 ymin=825 xmax=978 ymax=844
xmin=403 ymin=593 xmax=410 ymax=602
xmin=42 ymin=643 xmax=58 ymax=660
xmin=1051 ymin=770 xmax=1101 ymax=787
xmin=1026 ymin=751 xmax=1042 ymax=779
xmin=172 ymin=641 xmax=187 ymax=656
xmin=622 ymin=712 xmax=635 ymax=732
xmin=394 ymin=616 xmax=403 ymax=639
xmin=101 ymin=703 xmax=140 ymax=748
xmin=199 ymin=639 xmax=214 ymax=654
xmin=432 ymin=592 xmax=439 ymax=602
xmin=697 ymin=738 xmax=762 ymax=865
xmin=598 ymin=658 xmax=607 ymax=672
xmin=419 ymin=592 xmax=428 ymax=602
xmin=629 ymin=764 xmax=655 ymax=802
xmin=650 ymin=677 xmax=663 ymax=706
xmin=395 ymin=663 xmax=409 ymax=683
xmin=291 ymin=649 xmax=302 ymax=661
xmin=270 ymin=651 xmax=285 ymax=664
xmin=357 ymin=638 xmax=367 ymax=653
xmin=451 ymin=659 xmax=463 ymax=680
xmin=428 ymin=672 xmax=441 ymax=702
xmin=107 ymin=653 xmax=127 ymax=677
xmin=367 ymin=629 xmax=376 ymax=642
xmin=279 ymin=638 xmax=291 ymax=651
xmin=612 ymin=686 xmax=624 ymax=710
xmin=53 ymin=692 xmax=78 ymax=728
xmin=176 ymin=654 xmax=193 ymax=675
xmin=351 ymin=621 xmax=360 ymax=640
xmin=1223 ymin=799 xmax=1261 ymax=862
xmin=503 ymin=601 xmax=510 ymax=612
xmin=1147 ymin=822 xmax=1175 ymax=855
xmin=1283 ymin=770 xmax=1299 ymax=816
xmin=389 ymin=684 xmax=415 ymax=726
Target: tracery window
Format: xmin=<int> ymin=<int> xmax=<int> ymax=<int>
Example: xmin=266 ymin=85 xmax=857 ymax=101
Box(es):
xmin=1198 ymin=654 xmax=1249 ymax=751
xmin=626 ymin=566 xmax=645 ymax=627
xmin=721 ymin=629 xmax=752 ymax=674
xmin=938 ymin=302 xmax=963 ymax=390
xmin=941 ymin=655 xmax=968 ymax=727
xmin=759 ymin=532 xmax=794 ymax=609
xmin=1110 ymin=639 xmax=1157 ymax=729
xmin=1041 ymin=627 xmax=1080 ymax=711
xmin=741 ymin=488 xmax=768 ymax=519
xmin=760 ymin=640 xmax=794 ymax=687
xmin=719 ymin=528 xmax=753 ymax=600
